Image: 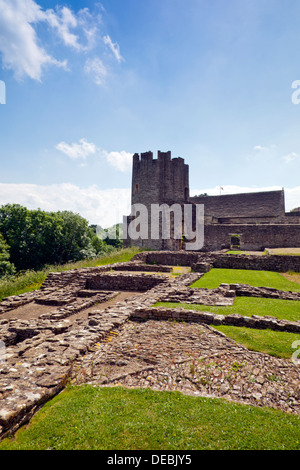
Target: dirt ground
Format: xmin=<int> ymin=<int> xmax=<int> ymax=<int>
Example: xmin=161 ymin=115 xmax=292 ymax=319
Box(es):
xmin=2 ymin=291 xmax=141 ymax=322
xmin=281 ymin=272 xmax=300 ymax=284
xmin=268 ymin=248 xmax=300 ymax=255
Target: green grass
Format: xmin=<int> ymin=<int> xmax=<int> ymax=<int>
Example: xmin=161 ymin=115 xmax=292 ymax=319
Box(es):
xmin=226 ymin=250 xmax=266 ymax=255
xmin=155 ymin=297 xmax=300 ymax=323
xmin=213 ymin=325 xmax=300 ymax=359
xmin=191 ymin=268 xmax=300 ymax=292
xmin=155 ymin=265 xmax=300 ymax=359
xmin=0 ymin=247 xmax=141 ymax=301
xmin=1 ymin=264 xmax=300 ymax=450
xmin=1 ymin=385 xmax=300 ymax=450
xmin=154 ymin=299 xmax=300 ymax=359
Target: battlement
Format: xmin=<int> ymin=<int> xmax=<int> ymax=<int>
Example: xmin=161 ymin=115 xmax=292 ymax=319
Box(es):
xmin=132 ymin=150 xmax=189 ymax=205
xmin=133 ymin=150 xmax=180 ymax=163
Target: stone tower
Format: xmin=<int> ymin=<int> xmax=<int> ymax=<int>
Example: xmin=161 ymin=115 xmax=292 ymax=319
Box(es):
xmin=132 ymin=150 xmax=189 ymax=206
xmin=125 ymin=150 xmax=190 ymax=249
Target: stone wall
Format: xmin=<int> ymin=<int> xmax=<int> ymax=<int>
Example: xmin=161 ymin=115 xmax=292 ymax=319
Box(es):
xmin=85 ymin=272 xmax=168 ymax=292
xmin=131 ymin=306 xmax=300 ymax=333
xmin=0 ymin=270 xmax=200 ymax=440
xmin=202 ymin=224 xmax=300 ymax=252
xmin=132 ymin=250 xmax=300 ymax=272
xmin=1 ymin=255 xmax=300 ymax=439
xmin=209 ymin=252 xmax=300 ymax=273
xmin=132 ymin=151 xmax=189 ymax=207
xmin=190 ymin=190 xmax=285 ymax=220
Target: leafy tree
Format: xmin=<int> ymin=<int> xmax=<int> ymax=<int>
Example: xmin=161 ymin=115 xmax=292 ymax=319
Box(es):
xmin=56 ymin=211 xmax=97 ymax=262
xmin=0 ymin=205 xmax=104 ymax=271
xmin=0 ymin=204 xmax=30 ymax=270
xmin=25 ymin=209 xmax=65 ymax=269
xmin=88 ymin=227 xmax=110 ymax=255
xmin=93 ymin=223 xmax=123 ymax=249
xmin=0 ymin=233 xmax=16 ymax=278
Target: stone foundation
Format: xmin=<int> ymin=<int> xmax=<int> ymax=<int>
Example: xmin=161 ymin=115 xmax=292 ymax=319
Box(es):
xmin=133 ymin=250 xmax=300 ymax=273
xmin=0 ymin=254 xmax=299 ymax=440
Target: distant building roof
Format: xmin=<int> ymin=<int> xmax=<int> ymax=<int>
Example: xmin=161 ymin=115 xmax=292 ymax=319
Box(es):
xmin=190 ymin=190 xmax=285 ymax=218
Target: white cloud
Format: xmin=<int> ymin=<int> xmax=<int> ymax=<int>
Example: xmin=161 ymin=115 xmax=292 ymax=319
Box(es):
xmin=282 ymin=152 xmax=300 ymax=164
xmin=0 ymin=184 xmax=298 ymax=230
xmin=253 ymin=144 xmax=277 ymax=153
xmin=253 ymin=145 xmax=269 ymax=151
xmin=55 ymin=139 xmax=133 ymax=172
xmin=45 ymin=6 xmax=82 ymax=51
xmin=103 ymin=34 xmax=123 ymax=63
xmin=56 ymin=138 xmax=98 ymax=160
xmin=45 ymin=5 xmax=99 ymax=51
xmin=84 ymin=57 xmax=108 ymax=86
xmin=0 ymin=0 xmax=101 ymax=81
xmin=104 ymin=150 xmax=133 ymax=172
xmin=0 ymin=0 xmax=67 ymax=81
xmin=0 ymin=183 xmax=131 ymax=227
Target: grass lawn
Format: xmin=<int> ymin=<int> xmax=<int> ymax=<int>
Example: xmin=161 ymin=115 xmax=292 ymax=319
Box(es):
xmin=154 ymin=300 xmax=300 ymax=359
xmin=1 ymin=264 xmax=300 ymax=450
xmin=155 ymin=297 xmax=300 ymax=323
xmin=0 ymin=247 xmax=141 ymax=301
xmin=1 ymin=385 xmax=300 ymax=450
xmin=213 ymin=325 xmax=300 ymax=359
xmin=156 ymin=266 xmax=300 ymax=359
xmin=191 ymin=268 xmax=300 ymax=292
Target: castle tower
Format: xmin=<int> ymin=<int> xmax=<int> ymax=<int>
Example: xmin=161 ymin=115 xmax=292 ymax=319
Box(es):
xmin=131 ymin=150 xmax=189 ymax=206
xmin=125 ymin=150 xmax=190 ymax=250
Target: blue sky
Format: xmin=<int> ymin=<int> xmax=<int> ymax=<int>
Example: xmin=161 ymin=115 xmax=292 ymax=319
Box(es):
xmin=0 ymin=0 xmax=300 ymax=226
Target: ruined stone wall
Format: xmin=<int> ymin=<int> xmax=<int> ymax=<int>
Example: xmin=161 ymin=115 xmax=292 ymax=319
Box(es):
xmin=132 ymin=306 xmax=300 ymax=333
xmin=202 ymin=224 xmax=300 ymax=252
xmin=85 ymin=272 xmax=167 ymax=292
xmin=209 ymin=252 xmax=300 ymax=272
xmin=132 ymin=250 xmax=300 ymax=272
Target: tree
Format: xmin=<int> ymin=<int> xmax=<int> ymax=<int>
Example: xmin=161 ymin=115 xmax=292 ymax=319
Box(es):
xmin=0 ymin=204 xmax=30 ymax=270
xmin=0 ymin=204 xmax=100 ymax=271
xmin=88 ymin=226 xmax=110 ymax=255
xmin=93 ymin=223 xmax=123 ymax=250
xmin=56 ymin=210 xmax=97 ymax=262
xmin=0 ymin=233 xmax=15 ymax=278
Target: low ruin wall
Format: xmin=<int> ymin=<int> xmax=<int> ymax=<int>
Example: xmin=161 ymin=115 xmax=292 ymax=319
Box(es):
xmin=209 ymin=253 xmax=300 ymax=273
xmin=132 ymin=251 xmax=300 ymax=272
xmin=131 ymin=307 xmax=300 ymax=333
xmin=85 ymin=272 xmax=168 ymax=292
xmin=203 ymin=224 xmax=300 ymax=252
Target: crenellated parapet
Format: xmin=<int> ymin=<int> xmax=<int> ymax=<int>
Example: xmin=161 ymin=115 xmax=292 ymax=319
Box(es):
xmin=132 ymin=150 xmax=189 ymax=206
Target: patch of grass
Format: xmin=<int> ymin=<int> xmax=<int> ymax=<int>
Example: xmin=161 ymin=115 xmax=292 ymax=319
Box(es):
xmin=226 ymin=250 xmax=266 ymax=255
xmin=0 ymin=247 xmax=142 ymax=301
xmin=0 ymin=270 xmax=49 ymax=301
xmin=1 ymin=385 xmax=300 ymax=450
xmin=155 ymin=296 xmax=300 ymax=323
xmin=191 ymin=268 xmax=300 ymax=292
xmin=154 ymin=297 xmax=300 ymax=358
xmin=213 ymin=325 xmax=300 ymax=359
